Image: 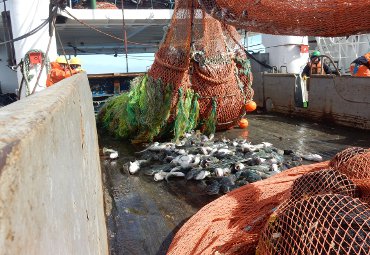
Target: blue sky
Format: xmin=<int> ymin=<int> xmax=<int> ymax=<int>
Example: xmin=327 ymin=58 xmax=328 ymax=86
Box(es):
xmin=79 ymin=53 xmax=155 ymax=74
xmin=78 ymin=35 xmax=263 ymax=74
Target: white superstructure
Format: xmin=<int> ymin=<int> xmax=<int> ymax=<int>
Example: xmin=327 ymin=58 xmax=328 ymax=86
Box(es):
xmin=261 ymin=35 xmax=309 ymax=74
xmin=315 ymin=34 xmax=370 ymax=74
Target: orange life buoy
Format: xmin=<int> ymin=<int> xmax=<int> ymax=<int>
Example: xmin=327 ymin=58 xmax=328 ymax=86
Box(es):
xmin=239 ymin=118 xmax=249 ymax=129
xmin=245 ymin=101 xmax=257 ymax=112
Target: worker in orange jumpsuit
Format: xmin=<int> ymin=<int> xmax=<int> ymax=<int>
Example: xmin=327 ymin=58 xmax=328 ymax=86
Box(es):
xmin=69 ymin=57 xmax=85 ymax=73
xmin=46 ymin=56 xmax=76 ymax=87
xmin=350 ymin=52 xmax=370 ymax=77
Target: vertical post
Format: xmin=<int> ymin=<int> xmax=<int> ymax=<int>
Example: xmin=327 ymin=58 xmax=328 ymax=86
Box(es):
xmin=90 ymin=0 xmax=96 ymax=9
xmin=245 ymin=31 xmax=249 ymax=50
xmin=113 ymin=79 xmax=120 ymax=94
xmin=1 ymin=2 xmax=16 ymax=67
xmin=188 ymin=0 xmax=195 ymax=75
xmin=121 ymin=1 xmax=129 ymax=73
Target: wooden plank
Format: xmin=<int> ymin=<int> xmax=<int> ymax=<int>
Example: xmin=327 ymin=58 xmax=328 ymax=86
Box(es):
xmin=88 ymin=72 xmax=145 ymax=79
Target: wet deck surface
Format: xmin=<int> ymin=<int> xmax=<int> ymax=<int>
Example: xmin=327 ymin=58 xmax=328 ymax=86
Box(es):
xmin=99 ymin=113 xmax=370 ymax=255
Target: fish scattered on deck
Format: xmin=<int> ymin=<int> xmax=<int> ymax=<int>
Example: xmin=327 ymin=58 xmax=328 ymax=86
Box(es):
xmin=118 ymin=132 xmax=320 ymax=195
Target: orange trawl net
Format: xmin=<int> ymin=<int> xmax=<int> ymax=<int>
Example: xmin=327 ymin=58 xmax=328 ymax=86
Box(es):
xmin=167 ymin=147 xmax=370 ymax=255
xmin=330 ymin=147 xmax=370 ymax=204
xmin=257 ymin=194 xmax=370 ymax=254
xmin=97 ymin=0 xmax=253 ymax=141
xmin=256 ymin=169 xmax=365 ymax=254
xmin=148 ymin=0 xmax=253 ymax=129
xmin=329 ymin=147 xmax=369 ymax=170
xmin=198 ymin=0 xmax=370 ymax=37
xmin=288 ymin=169 xmax=358 ymax=202
xmin=167 ymin=161 xmax=329 ymax=255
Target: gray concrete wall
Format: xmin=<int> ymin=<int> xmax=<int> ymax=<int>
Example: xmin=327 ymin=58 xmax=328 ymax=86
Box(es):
xmin=301 ymin=75 xmax=370 ymax=129
xmin=0 ymin=73 xmax=108 ymax=255
xmin=251 ymin=72 xmax=264 ymax=107
xmin=261 ymin=73 xmax=297 ymax=113
xmin=253 ymin=73 xmax=370 ymax=129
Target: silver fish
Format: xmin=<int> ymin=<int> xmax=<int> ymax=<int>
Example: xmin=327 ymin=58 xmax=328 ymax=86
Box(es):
xmin=165 ymin=172 xmax=186 ymax=182
xmin=129 ymin=161 xmax=140 ymax=174
xmin=234 ymin=162 xmax=245 ymax=171
xmin=172 ymin=155 xmax=193 ymax=168
xmin=176 ymin=149 xmax=187 ymax=155
xmin=170 ymin=166 xmax=182 ymax=172
xmin=109 ymin=152 xmax=119 ymax=159
xmin=271 ymin=163 xmax=280 ymax=172
xmin=138 ymin=142 xmax=175 ymax=154
xmin=240 ymin=143 xmax=256 ymax=152
xmin=102 ymin=147 xmax=118 ymax=154
xmin=195 ymin=170 xmax=211 ymax=180
xmin=191 ymin=155 xmax=201 ymax=167
xmin=215 ymin=168 xmax=224 ymax=177
xmin=143 ymin=169 xmax=161 ymax=176
xmin=128 ymin=159 xmax=150 ymax=174
xmin=185 ymin=169 xmax=198 ymax=180
xmin=298 ymin=153 xmax=323 ymax=162
xmin=154 ymin=171 xmax=167 ymax=181
xmin=247 ymin=165 xmax=271 ymax=173
xmin=201 ymin=146 xmax=212 ymax=155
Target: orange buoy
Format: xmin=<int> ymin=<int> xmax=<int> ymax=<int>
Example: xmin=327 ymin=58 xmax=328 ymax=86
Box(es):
xmin=245 ymin=101 xmax=257 ymax=112
xmin=239 ymin=118 xmax=249 ymax=129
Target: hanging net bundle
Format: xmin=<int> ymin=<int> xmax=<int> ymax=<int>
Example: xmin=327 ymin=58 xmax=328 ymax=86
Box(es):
xmin=197 ymin=0 xmax=370 ymax=37
xmin=97 ymin=0 xmax=253 ymax=142
xmin=167 ymin=147 xmax=370 ymax=255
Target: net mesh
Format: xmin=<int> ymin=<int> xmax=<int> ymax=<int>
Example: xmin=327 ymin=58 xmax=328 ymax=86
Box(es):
xmin=98 ymin=0 xmax=253 ymax=141
xmin=257 ymin=194 xmax=370 ymax=255
xmin=167 ymin=162 xmax=329 ymax=255
xmin=329 ymin=147 xmax=369 ymax=170
xmin=168 ymin=147 xmax=370 ymax=255
xmin=329 ymin=148 xmax=370 ymax=204
xmin=288 ymin=169 xmax=358 ymax=202
xmin=197 ymin=0 xmax=370 ymax=37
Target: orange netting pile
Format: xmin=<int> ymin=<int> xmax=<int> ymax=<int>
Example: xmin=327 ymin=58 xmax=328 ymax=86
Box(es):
xmin=330 ymin=147 xmax=370 ymax=204
xmin=257 ymin=194 xmax=370 ymax=254
xmin=98 ymin=0 xmax=253 ymax=141
xmin=198 ymin=0 xmax=370 ymax=37
xmin=167 ymin=147 xmax=370 ymax=255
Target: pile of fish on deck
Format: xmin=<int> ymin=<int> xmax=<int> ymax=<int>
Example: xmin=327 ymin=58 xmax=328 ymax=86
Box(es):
xmin=104 ymin=132 xmax=323 ymax=195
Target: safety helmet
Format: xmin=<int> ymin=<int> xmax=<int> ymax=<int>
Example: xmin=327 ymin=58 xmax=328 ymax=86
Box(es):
xmin=70 ymin=57 xmax=81 ymax=65
xmin=311 ymin=50 xmax=321 ymax=58
xmin=56 ymin=56 xmax=68 ymax=64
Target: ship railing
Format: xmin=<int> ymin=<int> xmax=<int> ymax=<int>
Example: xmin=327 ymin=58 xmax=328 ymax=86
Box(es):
xmin=67 ymin=0 xmax=175 ymax=10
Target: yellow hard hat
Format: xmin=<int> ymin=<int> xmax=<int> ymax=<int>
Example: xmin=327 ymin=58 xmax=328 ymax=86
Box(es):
xmin=70 ymin=57 xmax=81 ymax=65
xmin=56 ymin=56 xmax=67 ymax=64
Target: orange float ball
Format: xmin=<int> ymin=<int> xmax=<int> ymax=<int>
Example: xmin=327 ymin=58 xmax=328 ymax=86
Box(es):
xmin=239 ymin=118 xmax=249 ymax=129
xmin=245 ymin=101 xmax=257 ymax=112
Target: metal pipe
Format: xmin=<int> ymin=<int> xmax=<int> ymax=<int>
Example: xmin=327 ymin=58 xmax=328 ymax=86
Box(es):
xmin=90 ymin=0 xmax=96 ymax=9
xmin=121 ymin=1 xmax=129 ymax=73
xmin=321 ymin=55 xmax=341 ymax=76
